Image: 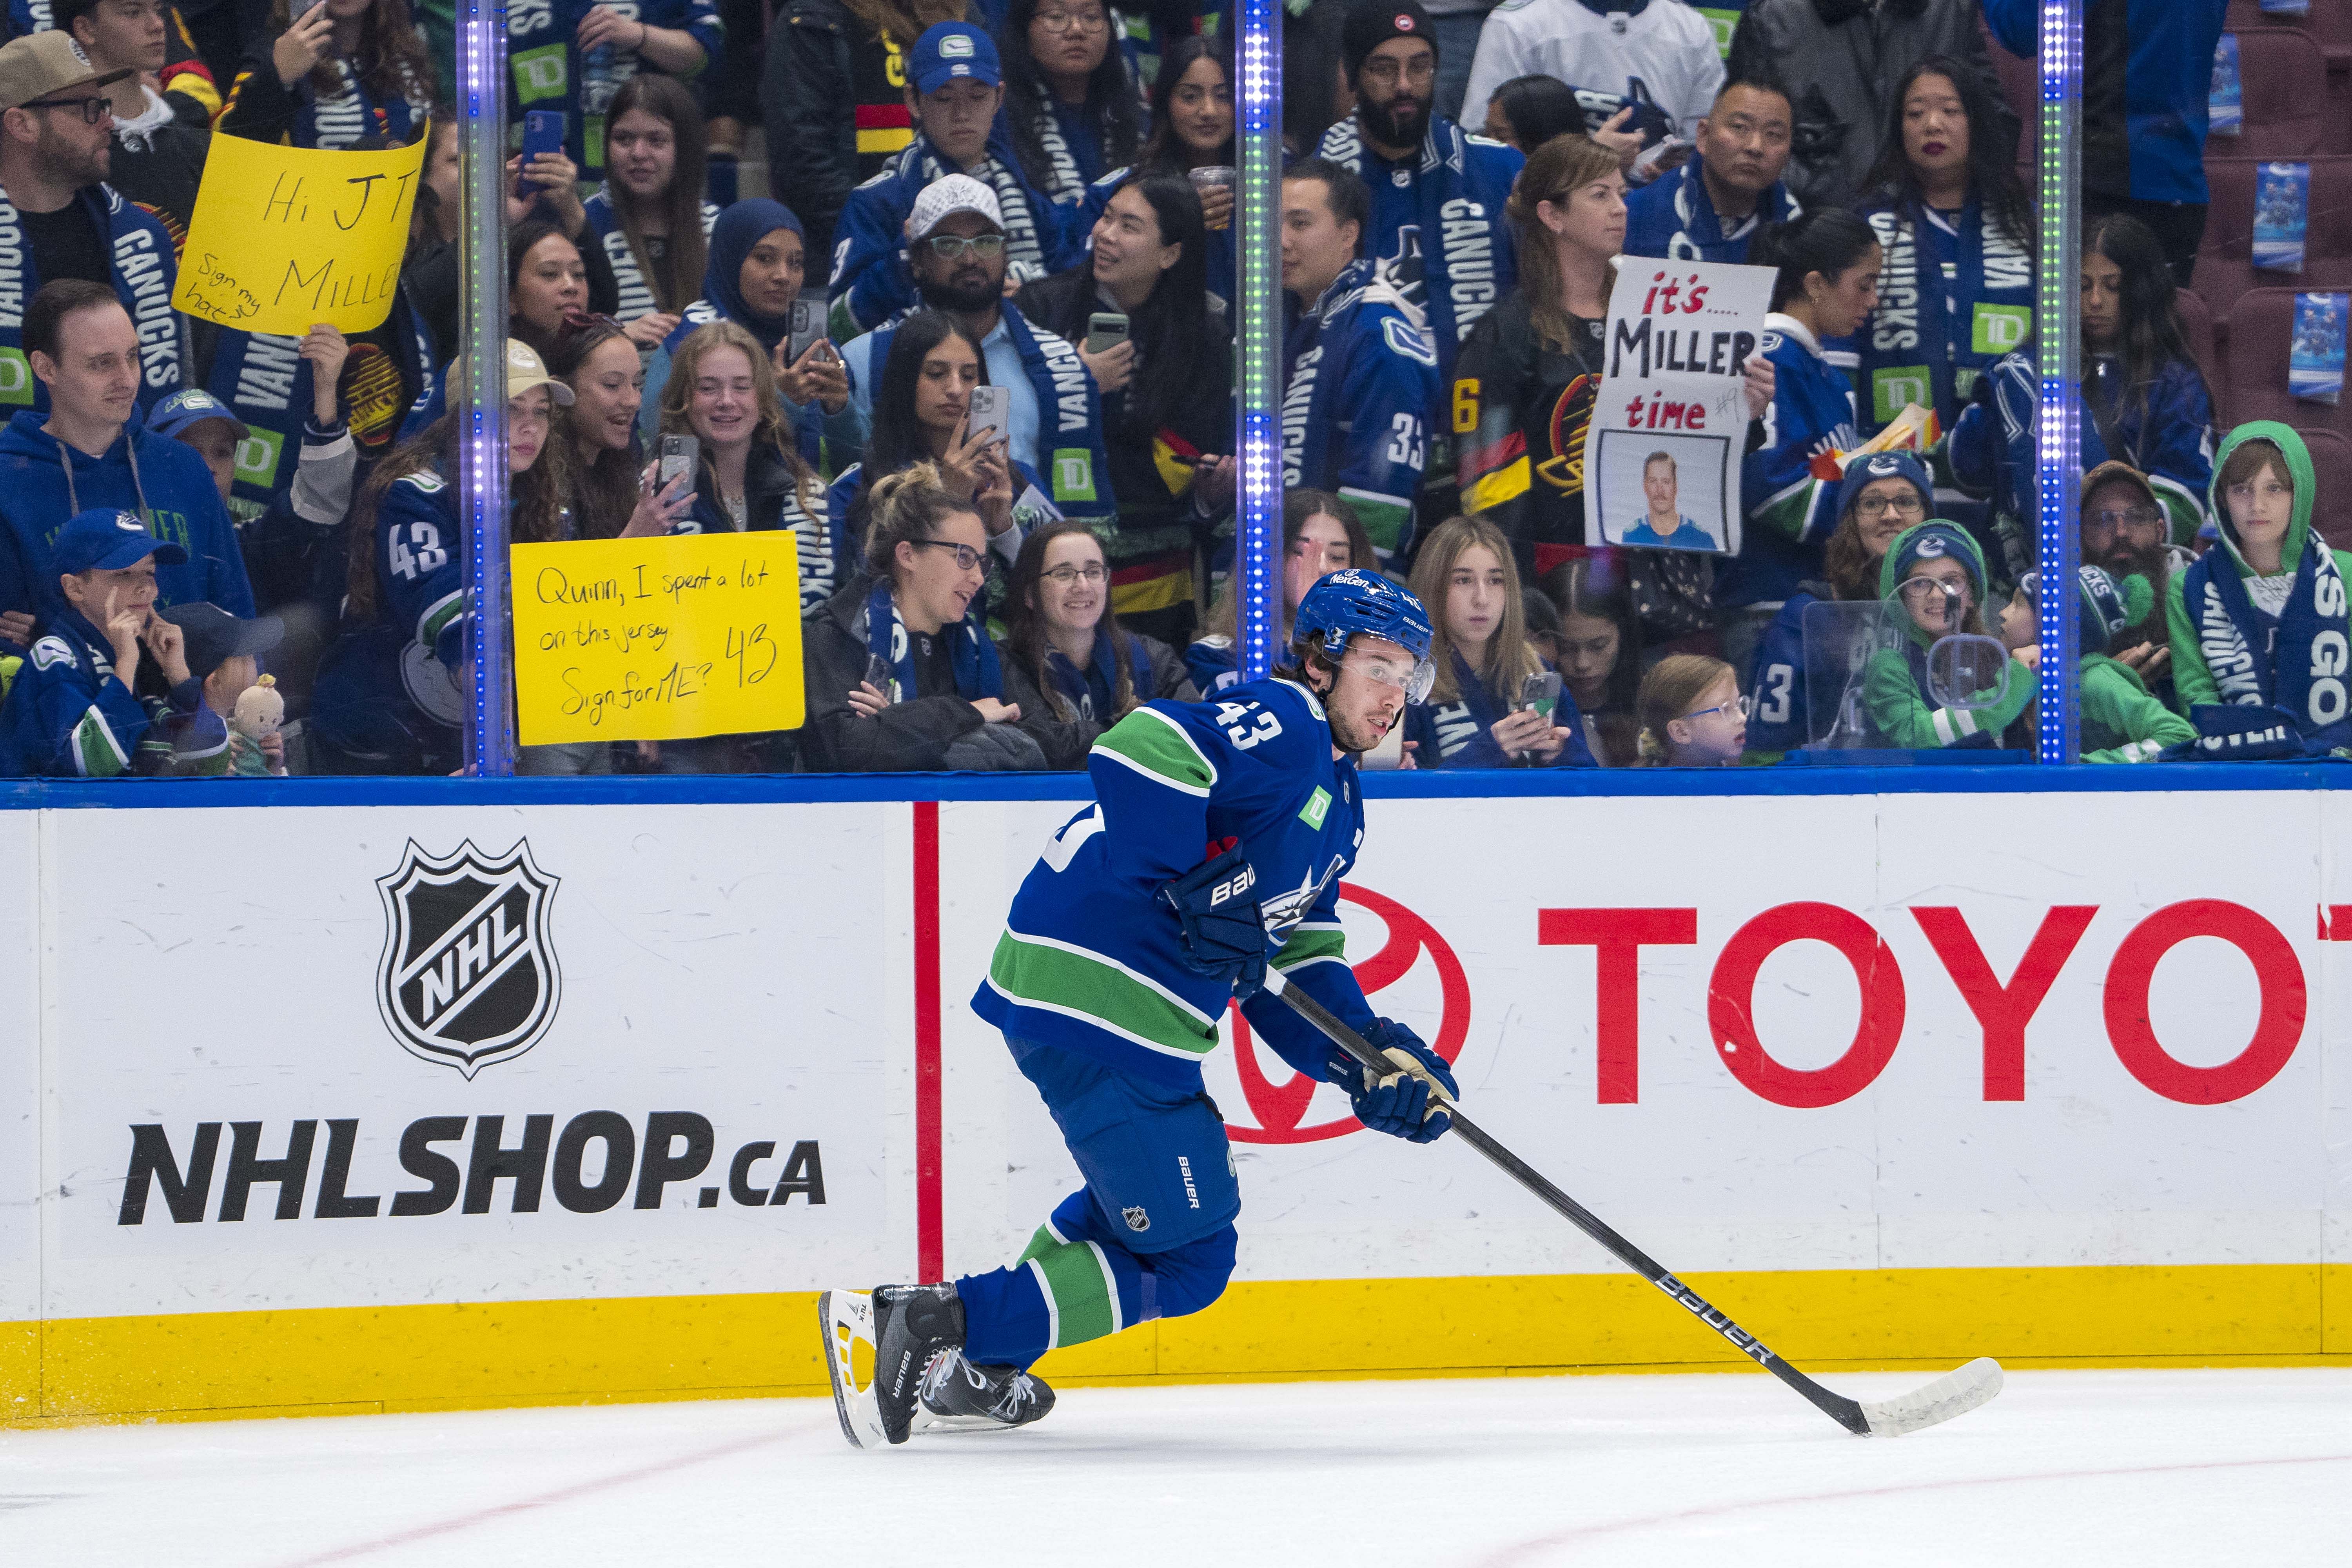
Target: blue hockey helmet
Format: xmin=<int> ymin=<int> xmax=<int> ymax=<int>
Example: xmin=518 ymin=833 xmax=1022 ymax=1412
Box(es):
xmin=1294 ymin=569 xmax=1437 ymax=702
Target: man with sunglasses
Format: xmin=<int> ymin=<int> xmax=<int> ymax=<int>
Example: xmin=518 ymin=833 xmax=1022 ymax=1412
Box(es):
xmin=828 ymin=22 xmax=1082 ymax=338
xmin=0 ymin=29 xmax=185 ymax=415
xmin=822 ymin=569 xmax=1459 ymax=1450
xmin=841 ymin=174 xmax=1117 ymax=526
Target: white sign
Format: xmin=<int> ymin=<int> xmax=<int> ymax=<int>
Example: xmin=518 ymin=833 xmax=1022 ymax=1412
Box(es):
xmin=1583 ymin=260 xmax=1776 ymax=555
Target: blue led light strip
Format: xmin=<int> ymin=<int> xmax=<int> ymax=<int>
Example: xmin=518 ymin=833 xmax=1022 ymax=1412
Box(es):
xmin=2034 ymin=0 xmax=2082 ymax=764
xmin=1236 ymin=0 xmax=1283 ymax=681
xmin=459 ymin=0 xmax=515 ymax=776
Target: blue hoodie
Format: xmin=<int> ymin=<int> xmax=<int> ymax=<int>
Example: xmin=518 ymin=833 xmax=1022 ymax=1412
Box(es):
xmin=1984 ymin=0 xmax=2228 ymax=206
xmin=0 ymin=603 xmax=208 ymax=778
xmin=0 ymin=410 xmax=251 ymax=625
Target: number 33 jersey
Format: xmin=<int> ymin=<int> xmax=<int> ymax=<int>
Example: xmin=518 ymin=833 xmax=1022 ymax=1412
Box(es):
xmin=973 ymin=677 xmax=1379 ymax=1089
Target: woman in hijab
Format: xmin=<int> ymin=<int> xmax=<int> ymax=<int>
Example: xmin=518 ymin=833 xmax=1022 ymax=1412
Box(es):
xmin=639 ymin=199 xmax=866 ymax=477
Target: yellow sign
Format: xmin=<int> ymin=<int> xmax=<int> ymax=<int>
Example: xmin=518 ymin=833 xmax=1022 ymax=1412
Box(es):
xmin=171 ymin=129 xmax=428 ymax=335
xmin=511 ymin=531 xmax=806 ymax=746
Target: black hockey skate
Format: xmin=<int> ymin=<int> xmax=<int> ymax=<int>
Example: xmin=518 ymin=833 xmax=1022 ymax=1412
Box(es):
xmin=918 ymin=1350 xmax=1056 ymax=1432
xmin=819 ymin=1282 xmax=967 ymax=1448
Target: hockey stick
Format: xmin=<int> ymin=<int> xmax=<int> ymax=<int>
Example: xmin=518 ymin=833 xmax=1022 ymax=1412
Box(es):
xmin=1264 ymin=970 xmax=2003 ymax=1437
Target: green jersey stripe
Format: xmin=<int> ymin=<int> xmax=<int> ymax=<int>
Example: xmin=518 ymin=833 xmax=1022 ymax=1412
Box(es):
xmin=984 ymin=934 xmax=1220 ymax=1058
xmin=73 ymin=706 xmax=127 ymax=778
xmin=1272 ymin=925 xmax=1347 ymax=971
xmin=418 ymin=590 xmax=465 ymax=651
xmin=1092 ymin=705 xmax=1217 ymax=795
xmin=1002 ymin=927 xmax=1219 ymax=1026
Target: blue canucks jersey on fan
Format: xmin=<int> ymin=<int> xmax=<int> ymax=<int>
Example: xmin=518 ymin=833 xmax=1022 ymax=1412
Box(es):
xmin=972 ymin=676 xmax=1380 ymax=1090
xmin=1282 ymin=259 xmax=1441 ymax=559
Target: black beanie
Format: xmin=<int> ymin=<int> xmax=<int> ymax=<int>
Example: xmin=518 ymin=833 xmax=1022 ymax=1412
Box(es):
xmin=1342 ymin=0 xmax=1436 ymax=82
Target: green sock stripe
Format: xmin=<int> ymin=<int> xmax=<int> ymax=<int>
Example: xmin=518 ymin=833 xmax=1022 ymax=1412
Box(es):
xmin=1031 ymin=1239 xmax=1120 ymax=1348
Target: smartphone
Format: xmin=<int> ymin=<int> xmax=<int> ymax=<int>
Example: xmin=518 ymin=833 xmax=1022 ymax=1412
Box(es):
xmin=787 ymin=299 xmax=828 ymax=365
xmin=862 ymin=653 xmax=896 ymax=703
xmin=1084 ymin=312 xmax=1129 ymax=354
xmin=965 ymin=384 xmax=1010 ymax=447
xmin=1518 ymin=670 xmax=1562 ymax=720
xmin=520 ymin=110 xmax=567 ymax=188
xmin=657 ymin=434 xmax=698 ymax=493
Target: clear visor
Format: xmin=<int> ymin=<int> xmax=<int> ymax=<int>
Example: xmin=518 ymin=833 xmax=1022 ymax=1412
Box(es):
xmin=1345 ymin=647 xmax=1437 ymax=705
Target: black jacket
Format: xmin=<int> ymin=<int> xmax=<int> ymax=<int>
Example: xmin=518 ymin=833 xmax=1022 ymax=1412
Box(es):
xmin=997 ymin=630 xmax=1198 ymax=769
xmin=799 ymin=573 xmax=987 ymax=771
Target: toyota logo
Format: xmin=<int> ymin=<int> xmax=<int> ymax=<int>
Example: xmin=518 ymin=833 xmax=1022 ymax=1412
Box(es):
xmin=1218 ymin=884 xmax=1468 ymax=1143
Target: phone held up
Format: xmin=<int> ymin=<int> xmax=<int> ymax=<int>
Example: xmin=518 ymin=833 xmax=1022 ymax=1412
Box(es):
xmin=1084 ymin=312 xmax=1129 ymax=354
xmin=657 ymin=434 xmax=698 ymax=494
xmin=965 ymin=384 xmax=1010 ymax=448
xmin=787 ymin=300 xmax=830 ymax=364
xmin=520 ymin=111 xmax=566 ymax=188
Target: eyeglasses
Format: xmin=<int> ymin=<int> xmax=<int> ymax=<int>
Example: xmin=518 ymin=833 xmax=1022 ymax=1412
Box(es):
xmin=1034 ymin=8 xmax=1109 ymax=32
xmin=1855 ymin=492 xmax=1927 ymax=519
xmin=1342 ymin=648 xmax=1436 ymax=704
xmin=922 ymin=233 xmax=1007 ymax=261
xmin=1897 ymin=578 xmax=1966 ymax=605
xmin=1360 ymin=57 xmax=1437 ymax=86
xmin=1041 ymin=563 xmax=1108 ymax=585
xmin=910 ymin=538 xmax=996 ymax=577
xmin=2083 ymin=505 xmax=2162 ymax=535
xmin=1681 ymin=695 xmax=1754 ymax=723
xmin=20 ymin=95 xmax=109 ymax=125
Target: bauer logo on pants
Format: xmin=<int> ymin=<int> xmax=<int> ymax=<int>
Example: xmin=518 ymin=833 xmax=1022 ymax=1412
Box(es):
xmin=376 ymin=840 xmax=561 ymax=1078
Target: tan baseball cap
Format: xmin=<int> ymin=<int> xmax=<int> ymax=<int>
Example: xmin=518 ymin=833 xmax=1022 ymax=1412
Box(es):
xmin=0 ymin=33 xmax=132 ymax=116
xmin=505 ymin=339 xmax=575 ymax=406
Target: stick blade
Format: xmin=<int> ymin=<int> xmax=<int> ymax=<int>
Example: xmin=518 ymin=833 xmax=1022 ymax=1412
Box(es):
xmin=1856 ymin=1356 xmax=2004 ymax=1437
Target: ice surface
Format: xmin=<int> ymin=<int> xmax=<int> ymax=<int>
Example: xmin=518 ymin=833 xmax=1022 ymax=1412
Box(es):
xmin=2 ymin=1368 xmax=2347 ymax=1566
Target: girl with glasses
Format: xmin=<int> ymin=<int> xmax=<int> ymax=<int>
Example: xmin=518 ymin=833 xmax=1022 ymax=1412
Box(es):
xmin=801 ymin=463 xmax=1049 ymax=772
xmin=1635 ymin=655 xmax=1748 ymax=768
xmin=996 ymin=518 xmax=1201 ymax=769
xmin=1001 ymin=0 xmax=1142 ymax=205
xmin=1741 ymin=449 xmax=1932 ymax=760
xmin=1864 ymin=519 xmax=2034 ymax=752
xmin=1401 ymin=514 xmax=1594 ymax=768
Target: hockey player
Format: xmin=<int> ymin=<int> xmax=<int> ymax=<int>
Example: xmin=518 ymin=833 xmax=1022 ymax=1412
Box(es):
xmin=820 ymin=569 xmax=1460 ymax=1448
xmin=1279 ymin=159 xmax=1441 ymax=560
xmin=1313 ymin=2 xmax=1520 ymax=384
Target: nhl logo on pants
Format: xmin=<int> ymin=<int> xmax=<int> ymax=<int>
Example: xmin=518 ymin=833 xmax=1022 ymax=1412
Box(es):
xmin=1123 ymin=1205 xmax=1151 ymax=1232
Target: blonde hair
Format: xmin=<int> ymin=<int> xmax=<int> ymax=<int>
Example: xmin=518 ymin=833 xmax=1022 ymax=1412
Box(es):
xmin=1505 ymin=134 xmax=1622 ymax=355
xmin=1634 ymin=654 xmax=1735 ymax=765
xmin=657 ymin=318 xmax=823 ymax=521
xmin=1405 ymin=514 xmax=1543 ymax=705
xmin=864 ymin=460 xmax=981 ymax=583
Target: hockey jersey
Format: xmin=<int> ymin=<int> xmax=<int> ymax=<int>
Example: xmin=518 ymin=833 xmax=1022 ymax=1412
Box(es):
xmin=1314 ymin=115 xmax=1521 ymax=382
xmin=584 ymin=189 xmax=722 ymax=325
xmin=1722 ymin=313 xmax=1857 ymax=611
xmin=0 ymin=604 xmax=211 ymax=779
xmin=1282 ymin=259 xmax=1440 ymax=558
xmin=1458 ymin=0 xmax=1725 ymax=149
xmin=972 ymin=676 xmax=1381 ymax=1089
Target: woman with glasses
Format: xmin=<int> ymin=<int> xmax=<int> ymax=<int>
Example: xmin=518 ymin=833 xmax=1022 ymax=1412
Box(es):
xmin=828 ymin=310 xmax=1027 ymax=563
xmin=1721 ymin=208 xmax=1883 ymax=679
xmin=1401 ymin=513 xmax=1595 ymax=768
xmin=1741 ymin=448 xmax=1933 ymax=759
xmin=1863 ymin=519 xmax=2034 ymax=752
xmin=218 ymin=0 xmax=434 ymax=150
xmin=641 ymin=200 xmax=862 ymax=475
xmin=800 ymin=463 xmax=1049 ymax=772
xmin=1001 ymin=0 xmax=1142 ymax=205
xmin=1634 ymin=655 xmax=1749 ymax=768
xmin=1084 ymin=35 xmax=1236 ymax=305
xmin=1185 ymin=490 xmax=1375 ymax=694
xmin=997 ymin=518 xmax=1200 ymax=769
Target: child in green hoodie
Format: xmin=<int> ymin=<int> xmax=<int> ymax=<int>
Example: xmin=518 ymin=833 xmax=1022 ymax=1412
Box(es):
xmin=2000 ymin=563 xmax=2195 ymax=762
xmin=2166 ymin=422 xmax=2352 ymax=751
xmin=1864 ymin=520 xmax=2038 ymax=750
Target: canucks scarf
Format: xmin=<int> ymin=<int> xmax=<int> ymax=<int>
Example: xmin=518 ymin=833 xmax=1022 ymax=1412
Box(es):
xmin=1855 ymin=197 xmax=2033 ymax=432
xmin=1042 ymin=629 xmax=1135 ymax=720
xmin=1024 ymin=98 xmax=1089 ymax=205
xmin=208 ymin=293 xmax=434 ymax=523
xmin=865 ymin=578 xmax=1003 ymax=702
xmin=1315 ymin=115 xmax=1509 ymax=370
xmin=584 ymin=189 xmax=720 ymax=322
xmin=282 ymin=56 xmax=427 ymax=149
xmin=2181 ymin=542 xmax=2352 ymax=746
xmin=865 ymin=303 xmax=1114 ymax=520
xmin=0 ymin=184 xmax=181 ymax=414
xmin=1630 ymin=152 xmax=1801 ymax=263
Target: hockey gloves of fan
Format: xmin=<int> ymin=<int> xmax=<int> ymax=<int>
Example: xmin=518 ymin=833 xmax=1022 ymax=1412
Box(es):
xmin=1159 ymin=844 xmax=1270 ymax=997
xmin=1329 ymin=1018 xmax=1455 ymax=1142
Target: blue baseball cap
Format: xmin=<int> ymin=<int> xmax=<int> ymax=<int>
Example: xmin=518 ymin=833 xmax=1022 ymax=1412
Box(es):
xmin=909 ymin=22 xmax=1000 ymax=94
xmin=146 ymin=387 xmax=249 ymax=443
xmin=50 ymin=508 xmax=187 ymax=576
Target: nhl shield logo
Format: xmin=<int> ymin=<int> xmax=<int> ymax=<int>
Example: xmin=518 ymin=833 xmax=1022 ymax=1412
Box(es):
xmin=376 ymin=840 xmax=561 ymax=1078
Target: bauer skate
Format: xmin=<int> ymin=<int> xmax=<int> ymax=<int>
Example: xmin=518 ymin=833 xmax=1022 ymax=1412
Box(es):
xmin=818 ymin=1283 xmax=966 ymax=1449
xmin=918 ymin=1350 xmax=1056 ymax=1432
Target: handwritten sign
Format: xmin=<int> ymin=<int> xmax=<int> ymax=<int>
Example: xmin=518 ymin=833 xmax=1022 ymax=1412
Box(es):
xmin=511 ymin=532 xmax=806 ymax=746
xmin=172 ymin=129 xmax=428 ymax=335
xmin=1582 ymin=258 xmax=1775 ymax=556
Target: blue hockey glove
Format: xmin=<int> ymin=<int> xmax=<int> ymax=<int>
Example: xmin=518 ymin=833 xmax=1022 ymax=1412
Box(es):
xmin=1328 ymin=1018 xmax=1456 ymax=1143
xmin=1159 ymin=844 xmax=1270 ymax=996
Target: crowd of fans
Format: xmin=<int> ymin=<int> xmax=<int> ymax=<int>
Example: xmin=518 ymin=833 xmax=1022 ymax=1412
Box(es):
xmin=0 ymin=0 xmax=2339 ymax=779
